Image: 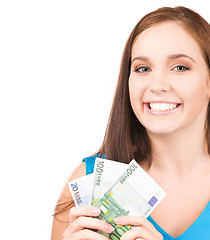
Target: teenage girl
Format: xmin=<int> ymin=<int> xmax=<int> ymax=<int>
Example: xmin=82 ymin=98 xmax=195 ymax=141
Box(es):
xmin=51 ymin=6 xmax=210 ymax=240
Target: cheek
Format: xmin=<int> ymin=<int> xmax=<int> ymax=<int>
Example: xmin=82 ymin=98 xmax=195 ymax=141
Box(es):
xmin=180 ymin=76 xmax=209 ymax=118
xmin=183 ymin=75 xmax=208 ymax=102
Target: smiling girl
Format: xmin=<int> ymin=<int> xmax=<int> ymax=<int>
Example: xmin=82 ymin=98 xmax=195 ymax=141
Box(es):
xmin=51 ymin=6 xmax=210 ymax=240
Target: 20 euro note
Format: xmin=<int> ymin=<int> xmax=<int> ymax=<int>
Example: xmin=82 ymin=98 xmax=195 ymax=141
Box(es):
xmin=92 ymin=158 xmax=128 ymax=205
xmin=92 ymin=159 xmax=166 ymax=240
xmin=68 ymin=173 xmax=94 ymax=207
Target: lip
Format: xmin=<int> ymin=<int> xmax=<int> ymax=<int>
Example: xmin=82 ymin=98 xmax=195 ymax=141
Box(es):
xmin=144 ymin=102 xmax=182 ymax=115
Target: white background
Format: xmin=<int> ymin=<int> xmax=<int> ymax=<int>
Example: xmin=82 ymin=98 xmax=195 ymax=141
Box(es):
xmin=0 ymin=0 xmax=209 ymax=239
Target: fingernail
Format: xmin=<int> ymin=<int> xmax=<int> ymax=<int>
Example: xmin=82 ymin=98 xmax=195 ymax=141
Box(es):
xmin=91 ymin=207 xmax=101 ymax=216
xmin=105 ymin=224 xmax=115 ymax=233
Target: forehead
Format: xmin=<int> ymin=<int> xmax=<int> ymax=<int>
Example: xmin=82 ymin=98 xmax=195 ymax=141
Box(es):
xmin=131 ymin=21 xmax=203 ymax=61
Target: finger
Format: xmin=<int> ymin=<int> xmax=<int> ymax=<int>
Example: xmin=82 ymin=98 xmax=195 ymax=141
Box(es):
xmin=120 ymin=227 xmax=154 ymax=240
xmin=114 ymin=216 xmax=157 ymax=234
xmin=65 ymin=229 xmax=110 ymax=240
xmin=69 ymin=206 xmax=101 ymax=222
xmin=69 ymin=216 xmax=115 ymax=235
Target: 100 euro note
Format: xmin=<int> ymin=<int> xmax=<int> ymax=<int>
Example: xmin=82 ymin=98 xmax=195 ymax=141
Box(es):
xmin=68 ymin=173 xmax=94 ymax=207
xmin=92 ymin=158 xmax=128 ymax=205
xmin=92 ymin=159 xmax=166 ymax=240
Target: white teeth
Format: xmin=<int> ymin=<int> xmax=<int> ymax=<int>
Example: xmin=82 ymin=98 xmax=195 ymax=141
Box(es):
xmin=149 ymin=103 xmax=178 ymax=111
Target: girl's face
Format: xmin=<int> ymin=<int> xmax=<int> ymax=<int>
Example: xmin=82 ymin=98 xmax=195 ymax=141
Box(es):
xmin=129 ymin=21 xmax=210 ymax=135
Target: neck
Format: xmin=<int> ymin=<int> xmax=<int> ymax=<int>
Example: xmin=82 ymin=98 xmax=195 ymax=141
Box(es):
xmin=146 ymin=127 xmax=209 ymax=178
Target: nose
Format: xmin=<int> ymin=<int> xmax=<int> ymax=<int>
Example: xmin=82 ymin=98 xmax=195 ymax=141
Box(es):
xmin=148 ymin=71 xmax=170 ymax=93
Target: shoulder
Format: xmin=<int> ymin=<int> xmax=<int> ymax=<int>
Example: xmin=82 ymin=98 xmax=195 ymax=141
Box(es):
xmin=68 ymin=161 xmax=86 ymax=181
xmin=69 ymin=153 xmax=99 ymax=180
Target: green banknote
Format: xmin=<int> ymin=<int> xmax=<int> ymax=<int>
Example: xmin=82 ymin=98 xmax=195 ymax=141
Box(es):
xmin=92 ymin=159 xmax=166 ymax=240
xmin=92 ymin=191 xmax=132 ymax=240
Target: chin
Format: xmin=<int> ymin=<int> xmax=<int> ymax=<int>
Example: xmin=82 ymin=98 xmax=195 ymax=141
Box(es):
xmin=145 ymin=126 xmax=178 ymax=136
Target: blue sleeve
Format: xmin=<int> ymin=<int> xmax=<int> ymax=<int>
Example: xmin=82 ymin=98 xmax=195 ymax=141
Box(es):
xmin=82 ymin=155 xmax=98 ymax=175
xmin=83 ymin=154 xmax=105 ymax=175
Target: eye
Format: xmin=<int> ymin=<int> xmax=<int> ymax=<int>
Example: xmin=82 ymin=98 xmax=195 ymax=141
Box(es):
xmin=172 ymin=65 xmax=190 ymax=72
xmin=135 ymin=66 xmax=151 ymax=73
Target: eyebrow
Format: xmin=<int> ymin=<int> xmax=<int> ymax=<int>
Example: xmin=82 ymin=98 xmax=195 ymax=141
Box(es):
xmin=168 ymin=54 xmax=196 ymax=63
xmin=131 ymin=54 xmax=196 ymax=64
xmin=131 ymin=56 xmax=149 ymax=63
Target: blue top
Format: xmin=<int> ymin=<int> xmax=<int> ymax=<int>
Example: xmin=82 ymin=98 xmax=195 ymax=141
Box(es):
xmin=83 ymin=155 xmax=210 ymax=240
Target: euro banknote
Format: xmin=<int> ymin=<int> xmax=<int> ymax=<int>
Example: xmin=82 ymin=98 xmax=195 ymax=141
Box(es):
xmin=68 ymin=158 xmax=166 ymax=240
xmin=92 ymin=158 xmax=128 ymax=205
xmin=68 ymin=173 xmax=93 ymax=207
xmin=92 ymin=159 xmax=166 ymax=240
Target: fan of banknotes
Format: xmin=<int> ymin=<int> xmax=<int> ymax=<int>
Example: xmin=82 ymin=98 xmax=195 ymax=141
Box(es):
xmin=68 ymin=158 xmax=166 ymax=240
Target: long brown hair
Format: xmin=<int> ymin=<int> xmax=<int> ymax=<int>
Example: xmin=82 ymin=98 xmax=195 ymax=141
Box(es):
xmin=54 ymin=6 xmax=210 ymax=217
xmin=99 ymin=6 xmax=210 ymax=163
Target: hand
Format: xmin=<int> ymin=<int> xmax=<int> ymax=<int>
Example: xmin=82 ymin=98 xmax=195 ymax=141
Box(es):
xmin=114 ymin=216 xmax=163 ymax=240
xmin=63 ymin=206 xmax=114 ymax=240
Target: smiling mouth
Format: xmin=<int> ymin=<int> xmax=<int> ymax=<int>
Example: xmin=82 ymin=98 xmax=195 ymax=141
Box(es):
xmin=147 ymin=102 xmax=181 ymax=112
